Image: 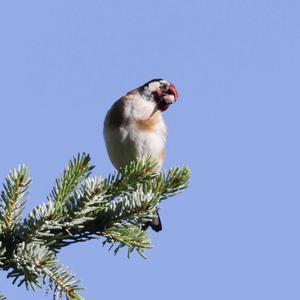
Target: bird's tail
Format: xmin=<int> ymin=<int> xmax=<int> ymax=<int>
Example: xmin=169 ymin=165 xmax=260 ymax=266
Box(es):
xmin=143 ymin=207 xmax=162 ymax=232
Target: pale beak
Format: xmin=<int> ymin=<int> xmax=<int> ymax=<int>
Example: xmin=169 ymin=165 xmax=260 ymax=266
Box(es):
xmin=163 ymin=94 xmax=176 ymax=104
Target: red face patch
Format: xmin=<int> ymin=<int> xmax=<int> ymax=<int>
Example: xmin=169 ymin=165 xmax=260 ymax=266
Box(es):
xmin=153 ymin=82 xmax=179 ymax=112
xmin=168 ymin=84 xmax=179 ymax=101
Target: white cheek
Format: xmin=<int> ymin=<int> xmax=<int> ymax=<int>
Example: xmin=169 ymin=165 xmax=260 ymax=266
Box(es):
xmin=148 ymin=81 xmax=161 ymax=92
xmin=163 ymin=94 xmax=176 ymax=104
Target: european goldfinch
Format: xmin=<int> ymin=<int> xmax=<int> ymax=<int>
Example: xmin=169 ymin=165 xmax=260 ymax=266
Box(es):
xmin=103 ymin=79 xmax=179 ymax=231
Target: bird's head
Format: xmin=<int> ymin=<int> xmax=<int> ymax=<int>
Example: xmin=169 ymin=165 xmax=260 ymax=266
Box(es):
xmin=141 ymin=79 xmax=179 ymax=112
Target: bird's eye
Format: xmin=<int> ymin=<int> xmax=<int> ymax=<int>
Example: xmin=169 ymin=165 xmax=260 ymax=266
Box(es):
xmin=161 ymin=83 xmax=169 ymax=92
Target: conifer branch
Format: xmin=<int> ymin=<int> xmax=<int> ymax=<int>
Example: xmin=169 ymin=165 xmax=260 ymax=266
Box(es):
xmin=0 ymin=165 xmax=31 ymax=236
xmin=103 ymin=158 xmax=157 ymax=200
xmin=102 ymin=224 xmax=152 ymax=258
xmin=44 ymin=263 xmax=83 ymax=300
xmin=7 ymin=242 xmax=82 ymax=300
xmin=19 ymin=154 xmax=94 ymax=246
xmin=0 ymin=153 xmax=190 ymax=299
xmin=145 ymin=166 xmax=191 ymax=199
xmin=20 ymin=201 xmax=58 ymax=245
xmin=7 ymin=242 xmax=55 ymax=289
xmin=48 ymin=153 xmax=94 ymax=215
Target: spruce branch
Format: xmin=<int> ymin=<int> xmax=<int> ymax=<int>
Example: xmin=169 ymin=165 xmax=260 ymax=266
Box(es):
xmin=0 ymin=153 xmax=190 ymax=299
xmin=145 ymin=166 xmax=191 ymax=200
xmin=7 ymin=242 xmax=83 ymax=300
xmin=39 ymin=187 xmax=159 ymax=252
xmin=19 ymin=154 xmax=94 ymax=246
xmin=101 ymin=187 xmax=160 ymax=225
xmin=103 ymin=158 xmax=157 ymax=200
xmin=62 ymin=177 xmax=107 ymax=224
xmin=102 ymin=224 xmax=152 ymax=258
xmin=20 ymin=201 xmax=58 ymax=245
xmin=0 ymin=165 xmax=31 ymax=236
xmin=8 ymin=242 xmax=55 ymax=289
xmin=44 ymin=263 xmax=83 ymax=300
xmin=20 ymin=161 xmax=190 ymax=252
xmin=48 ymin=153 xmax=94 ymax=215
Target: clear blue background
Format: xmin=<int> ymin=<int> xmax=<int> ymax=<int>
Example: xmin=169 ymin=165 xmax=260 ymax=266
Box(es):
xmin=0 ymin=1 xmax=300 ymax=299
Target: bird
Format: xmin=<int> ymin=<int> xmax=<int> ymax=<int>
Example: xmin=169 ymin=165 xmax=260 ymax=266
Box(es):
xmin=103 ymin=79 xmax=179 ymax=232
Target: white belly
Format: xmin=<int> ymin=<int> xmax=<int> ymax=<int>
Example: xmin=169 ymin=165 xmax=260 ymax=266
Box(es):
xmin=104 ymin=121 xmax=167 ymax=172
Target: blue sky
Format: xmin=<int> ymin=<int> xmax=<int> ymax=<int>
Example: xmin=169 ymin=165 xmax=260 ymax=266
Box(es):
xmin=1 ymin=1 xmax=300 ymax=299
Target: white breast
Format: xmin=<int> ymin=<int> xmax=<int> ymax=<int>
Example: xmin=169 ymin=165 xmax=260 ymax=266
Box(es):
xmin=103 ymin=94 xmax=167 ymax=172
